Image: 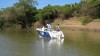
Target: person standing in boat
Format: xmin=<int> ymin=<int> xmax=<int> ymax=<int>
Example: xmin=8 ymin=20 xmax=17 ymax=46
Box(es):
xmin=56 ymin=23 xmax=60 ymax=31
xmin=47 ymin=23 xmax=52 ymax=31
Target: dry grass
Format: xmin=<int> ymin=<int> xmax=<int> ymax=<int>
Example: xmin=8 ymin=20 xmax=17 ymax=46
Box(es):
xmin=53 ymin=17 xmax=100 ymax=32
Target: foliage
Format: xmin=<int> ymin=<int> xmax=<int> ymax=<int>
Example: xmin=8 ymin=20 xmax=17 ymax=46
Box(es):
xmin=1 ymin=0 xmax=38 ymax=29
xmin=35 ymin=14 xmax=43 ymax=21
xmin=0 ymin=18 xmax=4 ymax=29
xmin=81 ymin=0 xmax=100 ymax=18
xmin=80 ymin=16 xmax=93 ymax=25
xmin=1 ymin=0 xmax=100 ymax=29
xmin=35 ymin=4 xmax=58 ymax=22
xmin=96 ymin=18 xmax=100 ymax=20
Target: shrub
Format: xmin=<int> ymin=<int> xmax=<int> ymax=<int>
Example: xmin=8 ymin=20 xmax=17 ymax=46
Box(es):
xmin=80 ymin=16 xmax=93 ymax=25
xmin=96 ymin=18 xmax=100 ymax=20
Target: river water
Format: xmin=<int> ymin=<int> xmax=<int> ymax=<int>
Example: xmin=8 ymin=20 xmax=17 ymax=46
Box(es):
xmin=0 ymin=30 xmax=100 ymax=56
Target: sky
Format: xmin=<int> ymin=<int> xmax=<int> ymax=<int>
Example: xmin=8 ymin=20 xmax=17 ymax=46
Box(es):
xmin=0 ymin=0 xmax=80 ymax=9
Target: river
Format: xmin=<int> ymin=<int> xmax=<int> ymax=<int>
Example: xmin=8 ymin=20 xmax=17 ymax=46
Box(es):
xmin=0 ymin=30 xmax=100 ymax=56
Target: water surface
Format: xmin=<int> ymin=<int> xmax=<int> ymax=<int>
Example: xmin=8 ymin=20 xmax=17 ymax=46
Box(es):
xmin=0 ymin=30 xmax=100 ymax=56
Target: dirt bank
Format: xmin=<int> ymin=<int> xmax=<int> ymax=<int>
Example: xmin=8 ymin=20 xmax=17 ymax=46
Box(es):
xmin=53 ymin=17 xmax=100 ymax=32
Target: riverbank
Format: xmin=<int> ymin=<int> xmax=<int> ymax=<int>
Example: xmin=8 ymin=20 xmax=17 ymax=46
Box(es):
xmin=1 ymin=17 xmax=100 ymax=32
xmin=52 ymin=17 xmax=100 ymax=32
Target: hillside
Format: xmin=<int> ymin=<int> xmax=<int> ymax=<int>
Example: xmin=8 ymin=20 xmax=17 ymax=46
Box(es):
xmin=53 ymin=17 xmax=100 ymax=32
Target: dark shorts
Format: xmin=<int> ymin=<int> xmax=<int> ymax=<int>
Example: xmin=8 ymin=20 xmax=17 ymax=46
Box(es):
xmin=56 ymin=28 xmax=60 ymax=31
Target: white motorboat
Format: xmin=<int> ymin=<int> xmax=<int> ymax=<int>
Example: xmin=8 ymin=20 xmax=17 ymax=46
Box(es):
xmin=36 ymin=28 xmax=64 ymax=39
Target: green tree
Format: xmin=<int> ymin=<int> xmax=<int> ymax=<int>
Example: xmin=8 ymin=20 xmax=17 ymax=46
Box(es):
xmin=13 ymin=0 xmax=38 ymax=28
xmin=1 ymin=0 xmax=38 ymax=29
xmin=0 ymin=10 xmax=4 ymax=29
xmin=81 ymin=0 xmax=100 ymax=18
xmin=38 ymin=4 xmax=57 ymax=21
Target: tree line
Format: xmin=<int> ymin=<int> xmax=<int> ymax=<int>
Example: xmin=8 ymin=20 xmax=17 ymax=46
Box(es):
xmin=0 ymin=0 xmax=100 ymax=29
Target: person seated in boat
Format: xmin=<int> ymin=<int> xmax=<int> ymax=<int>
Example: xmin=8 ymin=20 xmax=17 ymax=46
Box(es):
xmin=56 ymin=23 xmax=60 ymax=31
xmin=42 ymin=26 xmax=45 ymax=31
xmin=47 ymin=23 xmax=52 ymax=31
xmin=42 ymin=25 xmax=48 ymax=31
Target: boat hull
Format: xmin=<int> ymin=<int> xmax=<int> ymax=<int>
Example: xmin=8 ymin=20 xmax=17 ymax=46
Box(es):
xmin=36 ymin=28 xmax=64 ymax=39
xmin=37 ymin=30 xmax=51 ymax=39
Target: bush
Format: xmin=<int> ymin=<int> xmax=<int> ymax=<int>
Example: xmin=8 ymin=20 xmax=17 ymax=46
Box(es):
xmin=80 ymin=16 xmax=93 ymax=25
xmin=96 ymin=18 xmax=100 ymax=20
xmin=0 ymin=18 xmax=4 ymax=29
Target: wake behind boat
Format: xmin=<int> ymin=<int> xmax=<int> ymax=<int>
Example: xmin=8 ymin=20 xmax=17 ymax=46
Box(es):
xmin=36 ymin=28 xmax=64 ymax=39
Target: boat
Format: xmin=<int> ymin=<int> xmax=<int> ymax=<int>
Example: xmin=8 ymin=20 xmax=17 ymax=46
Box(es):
xmin=36 ymin=27 xmax=64 ymax=39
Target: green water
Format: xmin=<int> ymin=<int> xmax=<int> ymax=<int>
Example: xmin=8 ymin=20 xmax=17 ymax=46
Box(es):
xmin=0 ymin=30 xmax=100 ymax=56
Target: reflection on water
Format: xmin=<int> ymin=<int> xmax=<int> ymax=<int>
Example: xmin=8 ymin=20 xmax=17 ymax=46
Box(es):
xmin=36 ymin=38 xmax=89 ymax=56
xmin=48 ymin=39 xmax=64 ymax=47
xmin=41 ymin=38 xmax=64 ymax=50
xmin=35 ymin=39 xmax=64 ymax=56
